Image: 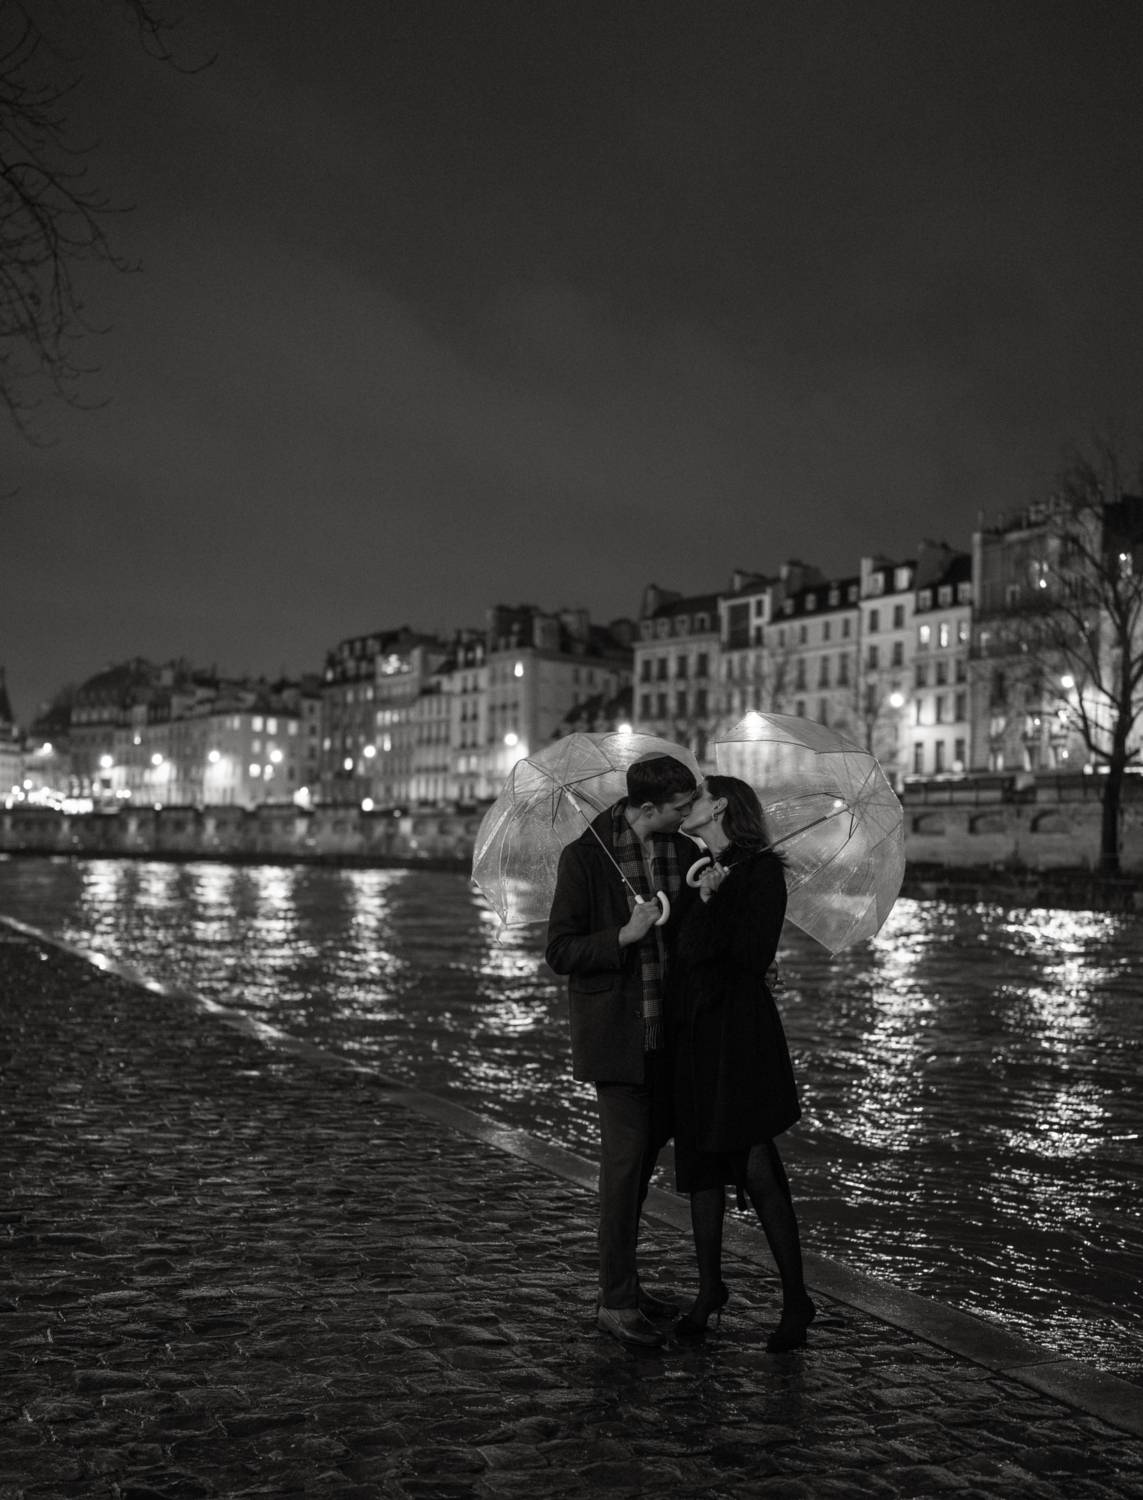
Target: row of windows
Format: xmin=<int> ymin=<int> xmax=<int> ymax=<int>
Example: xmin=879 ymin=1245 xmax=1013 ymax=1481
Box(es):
xmin=638 ymin=654 xmax=711 ymax=683
xmin=918 ymin=620 xmax=969 ymax=649
xmin=916 ymin=658 xmax=967 ymax=687
xmin=913 ymin=739 xmax=967 ymax=774
xmin=914 ymin=693 xmax=968 ymax=725
xmin=640 ymin=612 xmax=713 ymax=640
xmin=638 ymin=690 xmax=710 ymax=719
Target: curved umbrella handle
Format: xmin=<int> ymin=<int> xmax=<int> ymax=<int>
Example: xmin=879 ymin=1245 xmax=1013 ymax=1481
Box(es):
xmin=634 ymin=892 xmax=671 ymax=926
xmin=686 ymin=856 xmax=711 ymax=887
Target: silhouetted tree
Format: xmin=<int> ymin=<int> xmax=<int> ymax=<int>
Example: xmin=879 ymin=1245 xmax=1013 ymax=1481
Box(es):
xmin=985 ymin=440 xmax=1143 ymax=872
xmin=0 ymin=1 xmax=202 ymax=437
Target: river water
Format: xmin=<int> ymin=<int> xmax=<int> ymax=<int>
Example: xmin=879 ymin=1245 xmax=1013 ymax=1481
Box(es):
xmin=1 ymin=854 xmax=1140 ymax=1381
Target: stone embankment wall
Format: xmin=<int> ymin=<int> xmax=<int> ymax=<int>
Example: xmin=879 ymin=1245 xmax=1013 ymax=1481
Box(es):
xmin=903 ymin=773 xmax=1143 ymax=872
xmin=3 ymin=775 xmax=1143 ymax=898
xmin=0 ymin=805 xmax=480 ymax=868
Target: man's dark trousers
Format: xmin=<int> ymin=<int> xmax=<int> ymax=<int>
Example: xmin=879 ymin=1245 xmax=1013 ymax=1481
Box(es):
xmin=596 ymin=1052 xmax=670 ymax=1310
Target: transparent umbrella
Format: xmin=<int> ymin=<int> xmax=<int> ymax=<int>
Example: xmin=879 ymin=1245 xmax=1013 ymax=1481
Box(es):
xmin=472 ymin=732 xmax=702 ymax=930
xmin=714 ymin=712 xmax=904 ymax=953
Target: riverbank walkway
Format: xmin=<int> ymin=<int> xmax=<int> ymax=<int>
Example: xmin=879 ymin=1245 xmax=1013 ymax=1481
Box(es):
xmin=2 ymin=922 xmax=1142 ymax=1500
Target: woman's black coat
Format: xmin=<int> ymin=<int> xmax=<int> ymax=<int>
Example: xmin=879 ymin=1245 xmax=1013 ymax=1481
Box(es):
xmin=670 ymin=847 xmax=800 ymax=1168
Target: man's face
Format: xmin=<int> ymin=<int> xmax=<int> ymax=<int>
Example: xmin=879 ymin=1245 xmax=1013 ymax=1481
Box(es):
xmin=639 ymin=788 xmax=698 ymax=834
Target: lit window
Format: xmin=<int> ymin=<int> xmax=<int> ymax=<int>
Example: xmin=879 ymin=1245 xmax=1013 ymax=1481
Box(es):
xmin=343 ymin=756 xmax=354 ymax=771
xmin=269 ymin=749 xmax=283 ymax=764
xmin=250 ymin=764 xmax=262 ymax=777
xmin=918 ymin=624 xmax=931 ymax=649
xmin=151 ymin=753 xmax=163 ymax=766
xmin=208 ymin=750 xmax=221 ymax=763
xmin=514 ymin=661 xmax=524 ymax=678
xmin=267 ymin=718 xmax=277 ymax=734
xmin=252 ymin=716 xmax=264 ymax=731
xmin=938 ymin=622 xmax=950 ymax=648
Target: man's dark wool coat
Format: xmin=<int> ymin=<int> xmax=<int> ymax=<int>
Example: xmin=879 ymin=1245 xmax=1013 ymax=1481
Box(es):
xmin=545 ymin=806 xmax=700 ymax=1085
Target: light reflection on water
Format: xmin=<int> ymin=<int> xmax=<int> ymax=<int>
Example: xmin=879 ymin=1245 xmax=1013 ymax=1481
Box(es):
xmin=0 ymin=855 xmax=1140 ymax=1382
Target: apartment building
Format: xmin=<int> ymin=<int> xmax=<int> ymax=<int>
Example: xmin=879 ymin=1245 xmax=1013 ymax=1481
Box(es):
xmin=632 ymin=587 xmax=721 ymax=767
xmin=767 ymin=572 xmax=862 ymax=737
xmin=857 ymin=556 xmax=916 ymax=788
xmin=481 ymin=605 xmax=634 ymax=796
xmin=908 ymin=547 xmax=973 ymax=777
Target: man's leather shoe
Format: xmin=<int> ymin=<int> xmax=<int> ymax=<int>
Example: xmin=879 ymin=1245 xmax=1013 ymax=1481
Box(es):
xmin=637 ymin=1288 xmax=680 ymax=1320
xmin=597 ymin=1306 xmax=665 ymax=1347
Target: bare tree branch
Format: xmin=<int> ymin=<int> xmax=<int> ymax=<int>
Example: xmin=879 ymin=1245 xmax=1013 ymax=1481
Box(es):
xmin=0 ymin=0 xmax=209 ymax=440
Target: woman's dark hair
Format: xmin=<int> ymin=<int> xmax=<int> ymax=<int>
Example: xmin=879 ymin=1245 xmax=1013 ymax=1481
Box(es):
xmin=626 ymin=755 xmax=696 ymax=808
xmin=706 ymin=774 xmax=783 ymax=859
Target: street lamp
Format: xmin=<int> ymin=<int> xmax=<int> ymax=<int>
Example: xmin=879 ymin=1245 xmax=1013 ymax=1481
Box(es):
xmin=889 ymin=691 xmax=905 ymax=709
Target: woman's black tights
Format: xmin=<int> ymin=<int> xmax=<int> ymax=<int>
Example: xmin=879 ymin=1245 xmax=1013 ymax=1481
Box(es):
xmin=688 ymin=1140 xmax=807 ymax=1315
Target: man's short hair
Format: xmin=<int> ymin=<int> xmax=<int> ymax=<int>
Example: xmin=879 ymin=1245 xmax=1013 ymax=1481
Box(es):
xmin=626 ymin=755 xmax=696 ymax=808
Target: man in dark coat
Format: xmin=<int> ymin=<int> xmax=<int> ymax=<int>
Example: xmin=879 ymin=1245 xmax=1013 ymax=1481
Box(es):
xmin=545 ymin=754 xmax=700 ymax=1346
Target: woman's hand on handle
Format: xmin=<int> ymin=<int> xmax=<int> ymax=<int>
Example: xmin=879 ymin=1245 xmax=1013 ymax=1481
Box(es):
xmin=698 ymin=863 xmax=728 ymax=903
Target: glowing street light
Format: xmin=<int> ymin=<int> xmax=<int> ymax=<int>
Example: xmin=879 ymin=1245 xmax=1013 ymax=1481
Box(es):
xmin=361 ymin=797 xmax=374 ymax=811
xmin=151 ymin=753 xmax=163 ymax=766
xmin=208 ymin=749 xmax=221 ymax=763
xmin=269 ymin=748 xmax=283 ymax=764
xmin=363 ymin=744 xmax=376 ymax=758
xmin=888 ymin=691 xmax=905 ymax=709
xmin=1061 ymin=674 xmax=1075 ymax=690
xmin=616 ymin=722 xmax=633 ymax=735
xmin=504 ymin=732 xmax=518 ymax=746
xmin=99 ymin=754 xmax=113 ymax=770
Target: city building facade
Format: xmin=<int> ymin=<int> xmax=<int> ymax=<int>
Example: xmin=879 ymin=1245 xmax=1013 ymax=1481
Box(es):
xmin=632 ymin=587 xmax=721 ymax=767
xmin=909 ymin=546 xmax=973 ymax=777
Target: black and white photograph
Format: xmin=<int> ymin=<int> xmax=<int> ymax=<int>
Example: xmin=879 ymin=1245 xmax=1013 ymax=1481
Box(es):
xmin=2 ymin=2 xmax=1142 ymax=1496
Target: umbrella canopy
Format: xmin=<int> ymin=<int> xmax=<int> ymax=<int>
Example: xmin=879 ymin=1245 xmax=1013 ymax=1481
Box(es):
xmin=715 ymin=712 xmax=904 ymax=953
xmin=472 ymin=732 xmax=702 ymax=929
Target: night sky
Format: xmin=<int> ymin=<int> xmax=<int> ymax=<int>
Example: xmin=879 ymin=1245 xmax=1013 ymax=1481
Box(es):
xmin=3 ymin=0 xmax=1142 ymax=721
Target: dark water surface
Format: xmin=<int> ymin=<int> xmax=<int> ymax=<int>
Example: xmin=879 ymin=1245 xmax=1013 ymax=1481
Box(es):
xmin=2 ymin=855 xmax=1140 ymax=1380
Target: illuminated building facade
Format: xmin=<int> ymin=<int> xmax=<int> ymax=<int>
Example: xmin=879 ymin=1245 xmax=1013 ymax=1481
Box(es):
xmin=632 ymin=587 xmax=721 ymax=767
xmin=908 ymin=547 xmax=972 ymax=778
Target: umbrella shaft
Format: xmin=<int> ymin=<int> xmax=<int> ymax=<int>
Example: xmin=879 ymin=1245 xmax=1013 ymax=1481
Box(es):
xmin=770 ymin=806 xmax=845 ymax=851
xmin=564 ymin=790 xmax=643 ymax=901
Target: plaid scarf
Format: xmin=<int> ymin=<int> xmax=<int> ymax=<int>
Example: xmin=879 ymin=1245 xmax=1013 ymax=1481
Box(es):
xmin=611 ymin=801 xmax=683 ymax=1052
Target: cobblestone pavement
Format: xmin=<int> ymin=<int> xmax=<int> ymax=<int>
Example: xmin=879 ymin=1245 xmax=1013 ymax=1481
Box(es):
xmin=2 ymin=928 xmax=1141 ymax=1500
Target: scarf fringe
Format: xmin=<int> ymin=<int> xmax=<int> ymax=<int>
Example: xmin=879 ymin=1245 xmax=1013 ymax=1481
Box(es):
xmin=643 ymin=1017 xmax=664 ymax=1053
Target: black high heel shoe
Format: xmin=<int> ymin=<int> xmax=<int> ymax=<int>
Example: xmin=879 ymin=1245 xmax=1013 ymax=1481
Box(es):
xmin=766 ymin=1293 xmax=816 ymax=1352
xmin=673 ymin=1282 xmax=730 ymax=1339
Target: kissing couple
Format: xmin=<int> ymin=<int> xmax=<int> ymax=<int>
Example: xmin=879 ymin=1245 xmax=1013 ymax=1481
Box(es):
xmin=546 ymin=753 xmax=816 ymax=1351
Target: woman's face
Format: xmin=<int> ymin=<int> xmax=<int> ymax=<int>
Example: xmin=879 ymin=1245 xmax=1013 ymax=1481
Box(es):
xmin=681 ymin=781 xmax=722 ymax=835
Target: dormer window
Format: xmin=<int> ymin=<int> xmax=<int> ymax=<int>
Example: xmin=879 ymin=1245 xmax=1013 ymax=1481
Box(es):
xmin=869 ymin=573 xmax=885 ymax=595
xmin=695 ymin=613 xmax=708 ymax=631
xmin=828 ymin=589 xmax=839 ymax=607
xmin=894 ymin=566 xmax=912 ymax=591
xmin=805 ymin=593 xmax=817 ymax=611
xmin=847 ymin=584 xmax=858 ymax=603
xmin=675 ymin=616 xmax=690 ymax=635
xmin=957 ymin=582 xmax=973 ymax=604
xmin=657 ymin=619 xmax=670 ymax=638
xmin=640 ymin=621 xmax=654 ymax=640
xmin=918 ymin=589 xmax=932 ymax=611
xmin=938 ymin=585 xmax=953 ymax=606
xmin=783 ymin=599 xmax=794 ymax=616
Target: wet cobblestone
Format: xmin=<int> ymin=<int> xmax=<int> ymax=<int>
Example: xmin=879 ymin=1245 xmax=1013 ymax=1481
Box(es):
xmin=1 ymin=928 xmax=1140 ymax=1500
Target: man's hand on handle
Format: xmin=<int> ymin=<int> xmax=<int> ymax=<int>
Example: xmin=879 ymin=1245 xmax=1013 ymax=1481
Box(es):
xmin=618 ymin=899 xmax=661 ymax=948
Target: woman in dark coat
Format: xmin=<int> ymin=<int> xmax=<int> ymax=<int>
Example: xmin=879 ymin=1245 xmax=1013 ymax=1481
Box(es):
xmin=670 ymin=774 xmax=816 ymax=1351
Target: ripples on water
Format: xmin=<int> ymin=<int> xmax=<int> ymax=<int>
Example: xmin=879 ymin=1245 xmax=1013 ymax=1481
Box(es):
xmin=1 ymin=855 xmax=1140 ymax=1381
